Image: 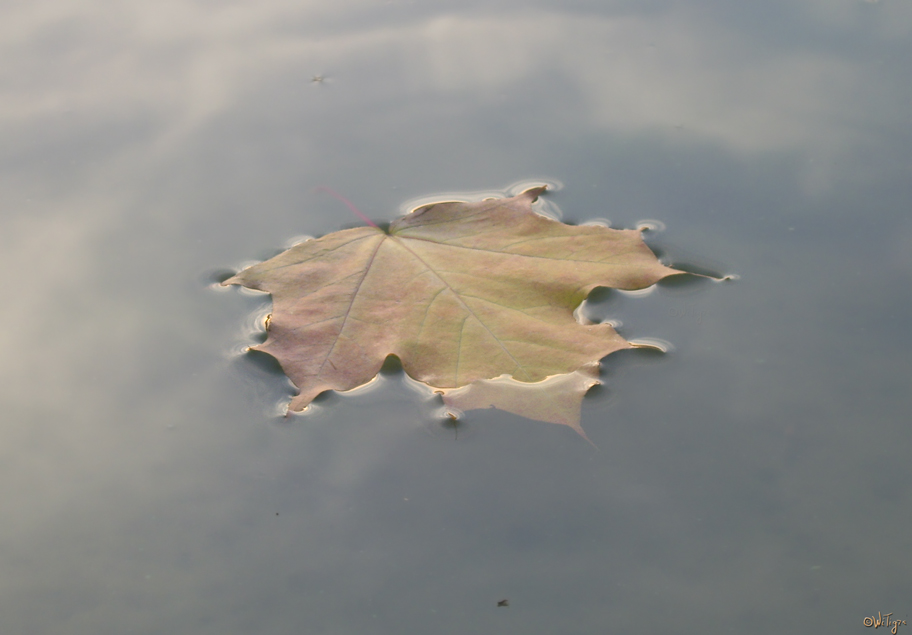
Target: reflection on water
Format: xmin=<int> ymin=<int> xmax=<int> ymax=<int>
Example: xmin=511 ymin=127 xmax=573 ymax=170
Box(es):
xmin=1 ymin=0 xmax=911 ymax=633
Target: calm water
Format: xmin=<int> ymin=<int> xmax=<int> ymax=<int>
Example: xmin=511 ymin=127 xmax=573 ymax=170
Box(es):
xmin=2 ymin=1 xmax=911 ymax=633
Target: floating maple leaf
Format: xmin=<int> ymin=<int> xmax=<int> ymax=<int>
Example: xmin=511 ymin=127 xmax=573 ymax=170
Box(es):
xmin=438 ymin=363 xmax=602 ymax=440
xmin=223 ymin=187 xmax=683 ymax=431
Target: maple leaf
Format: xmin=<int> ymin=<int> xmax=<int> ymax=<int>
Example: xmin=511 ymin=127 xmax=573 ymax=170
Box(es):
xmin=223 ymin=187 xmax=682 ymax=427
xmin=438 ymin=363 xmax=601 ymax=441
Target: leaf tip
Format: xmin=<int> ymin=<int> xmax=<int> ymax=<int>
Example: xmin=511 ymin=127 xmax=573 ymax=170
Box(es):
xmin=219 ymin=273 xmax=240 ymax=287
xmin=521 ymin=184 xmax=549 ymax=202
xmin=627 ymin=338 xmax=673 ymax=353
xmin=574 ymin=425 xmax=599 ymax=450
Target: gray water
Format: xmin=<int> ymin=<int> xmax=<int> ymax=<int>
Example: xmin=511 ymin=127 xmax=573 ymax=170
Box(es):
xmin=2 ymin=1 xmax=911 ymax=633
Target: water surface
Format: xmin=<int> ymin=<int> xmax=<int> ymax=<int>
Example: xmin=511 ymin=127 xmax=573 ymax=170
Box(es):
xmin=1 ymin=1 xmax=911 ymax=633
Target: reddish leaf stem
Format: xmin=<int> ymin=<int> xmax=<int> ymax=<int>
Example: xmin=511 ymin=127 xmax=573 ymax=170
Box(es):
xmin=314 ymin=186 xmax=379 ymax=229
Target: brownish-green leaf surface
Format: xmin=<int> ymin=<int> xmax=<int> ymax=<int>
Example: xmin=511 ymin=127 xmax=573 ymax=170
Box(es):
xmin=438 ymin=363 xmax=601 ymax=440
xmin=224 ymin=187 xmax=681 ymax=422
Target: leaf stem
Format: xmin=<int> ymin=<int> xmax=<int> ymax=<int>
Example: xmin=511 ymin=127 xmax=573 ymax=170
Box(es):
xmin=314 ymin=186 xmax=380 ymax=229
